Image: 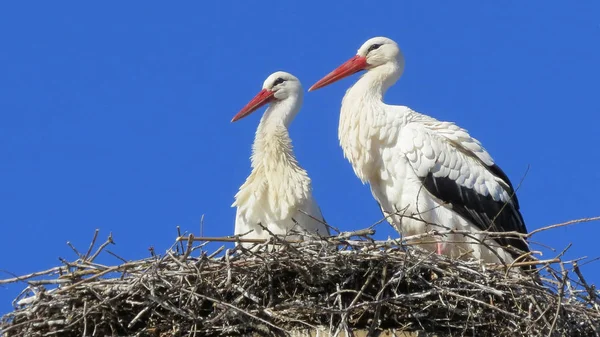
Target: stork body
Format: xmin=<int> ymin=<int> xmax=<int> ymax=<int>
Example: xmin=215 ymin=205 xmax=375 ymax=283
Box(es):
xmin=232 ymin=72 xmax=329 ymax=249
xmin=310 ymin=37 xmax=529 ymax=264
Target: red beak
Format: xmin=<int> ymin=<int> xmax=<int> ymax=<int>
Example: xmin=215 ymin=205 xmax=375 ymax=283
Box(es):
xmin=231 ymin=89 xmax=275 ymax=122
xmin=309 ymin=55 xmax=368 ymax=91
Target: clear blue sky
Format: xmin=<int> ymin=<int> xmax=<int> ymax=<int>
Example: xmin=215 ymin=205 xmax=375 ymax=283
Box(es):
xmin=1 ymin=2 xmax=599 ymax=315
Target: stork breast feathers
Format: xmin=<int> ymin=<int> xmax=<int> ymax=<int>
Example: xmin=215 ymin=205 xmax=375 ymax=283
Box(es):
xmin=232 ymin=130 xmax=312 ymax=225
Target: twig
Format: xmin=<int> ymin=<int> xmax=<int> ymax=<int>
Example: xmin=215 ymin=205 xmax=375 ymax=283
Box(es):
xmin=191 ymin=292 xmax=285 ymax=333
xmin=105 ymin=250 xmax=128 ymax=264
xmin=573 ymin=261 xmax=597 ymax=303
xmin=180 ymin=234 xmax=195 ymax=262
xmin=176 ymin=226 xmax=185 ymax=254
xmin=200 ymin=214 xmax=205 ymax=238
xmin=88 ymin=233 xmax=114 ymax=263
xmin=128 ymin=307 xmax=150 ymax=329
xmin=548 ymin=270 xmax=568 ymax=336
xmin=83 ymin=229 xmax=100 ymax=261
xmin=528 ymin=217 xmax=600 ymax=237
xmin=0 ymin=266 xmax=65 ymax=285
xmin=66 ymin=241 xmax=83 ymax=260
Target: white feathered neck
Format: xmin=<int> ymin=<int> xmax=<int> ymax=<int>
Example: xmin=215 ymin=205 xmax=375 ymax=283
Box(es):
xmin=339 ymin=62 xmax=405 ymax=182
xmin=232 ymin=95 xmax=312 ymax=224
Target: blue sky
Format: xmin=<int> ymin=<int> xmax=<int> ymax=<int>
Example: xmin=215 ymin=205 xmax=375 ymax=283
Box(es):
xmin=1 ymin=2 xmax=599 ymax=315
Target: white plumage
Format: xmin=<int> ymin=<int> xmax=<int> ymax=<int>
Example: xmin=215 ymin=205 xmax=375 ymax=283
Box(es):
xmin=232 ymin=71 xmax=330 ymax=248
xmin=310 ymin=37 xmax=529 ymax=265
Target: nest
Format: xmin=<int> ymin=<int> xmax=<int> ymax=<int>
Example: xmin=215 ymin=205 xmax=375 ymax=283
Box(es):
xmin=1 ymin=226 xmax=599 ymax=337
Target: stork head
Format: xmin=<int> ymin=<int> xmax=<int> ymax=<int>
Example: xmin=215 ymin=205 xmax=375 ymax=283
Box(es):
xmin=232 ymin=71 xmax=303 ymax=123
xmin=309 ymin=37 xmax=404 ymax=91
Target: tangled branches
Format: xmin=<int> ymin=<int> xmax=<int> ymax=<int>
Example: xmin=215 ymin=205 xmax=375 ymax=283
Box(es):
xmin=1 ymin=225 xmax=599 ymax=337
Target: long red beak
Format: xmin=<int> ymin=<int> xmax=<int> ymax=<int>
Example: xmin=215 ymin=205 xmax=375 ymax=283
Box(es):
xmin=309 ymin=55 xmax=368 ymax=91
xmin=231 ymin=89 xmax=275 ymax=122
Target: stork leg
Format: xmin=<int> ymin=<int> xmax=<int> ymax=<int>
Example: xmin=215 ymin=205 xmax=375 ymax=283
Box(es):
xmin=436 ymin=242 xmax=443 ymax=255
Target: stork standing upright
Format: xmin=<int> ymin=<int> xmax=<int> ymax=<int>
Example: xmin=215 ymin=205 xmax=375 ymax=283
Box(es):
xmin=309 ymin=37 xmax=529 ymax=265
xmin=231 ymin=71 xmax=330 ymax=249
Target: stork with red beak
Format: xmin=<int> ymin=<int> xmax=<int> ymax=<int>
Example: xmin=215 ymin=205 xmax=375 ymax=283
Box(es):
xmin=309 ymin=37 xmax=530 ymax=265
xmin=232 ymin=71 xmax=329 ymax=248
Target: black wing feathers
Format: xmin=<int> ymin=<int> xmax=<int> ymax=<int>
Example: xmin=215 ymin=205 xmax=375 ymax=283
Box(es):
xmin=488 ymin=164 xmax=521 ymax=208
xmin=422 ymin=167 xmax=529 ymax=257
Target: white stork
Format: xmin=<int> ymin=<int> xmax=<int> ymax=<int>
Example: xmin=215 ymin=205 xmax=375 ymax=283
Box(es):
xmin=309 ymin=37 xmax=529 ymax=265
xmin=231 ymin=71 xmax=330 ymax=249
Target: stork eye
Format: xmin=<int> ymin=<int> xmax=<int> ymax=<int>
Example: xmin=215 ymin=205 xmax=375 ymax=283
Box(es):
xmin=273 ymin=78 xmax=285 ymax=86
xmin=367 ymin=44 xmax=382 ymax=53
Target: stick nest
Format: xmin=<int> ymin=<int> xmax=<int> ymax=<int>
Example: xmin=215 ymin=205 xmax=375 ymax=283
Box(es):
xmin=1 ymin=229 xmax=599 ymax=337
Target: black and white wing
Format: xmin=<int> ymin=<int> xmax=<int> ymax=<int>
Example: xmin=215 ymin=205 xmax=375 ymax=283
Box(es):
xmin=397 ymin=117 xmax=529 ymax=255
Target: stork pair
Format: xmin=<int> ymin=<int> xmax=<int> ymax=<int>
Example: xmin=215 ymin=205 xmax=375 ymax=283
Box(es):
xmin=231 ymin=37 xmax=530 ymax=266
